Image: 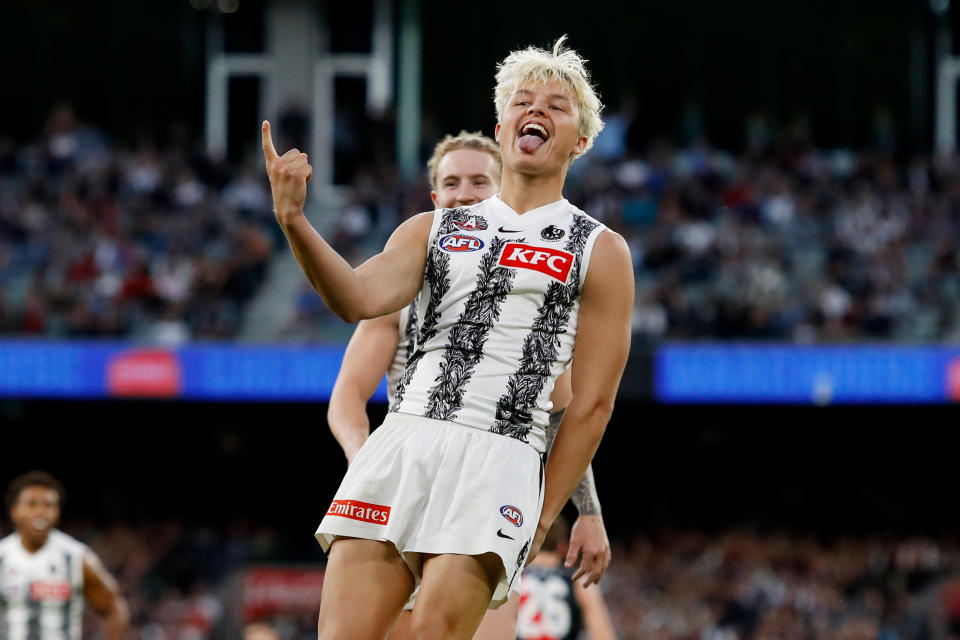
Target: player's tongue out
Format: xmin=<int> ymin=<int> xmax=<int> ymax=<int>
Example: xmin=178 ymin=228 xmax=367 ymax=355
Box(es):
xmin=519 ymin=135 xmax=545 ymax=152
xmin=518 ymin=123 xmax=548 ymax=152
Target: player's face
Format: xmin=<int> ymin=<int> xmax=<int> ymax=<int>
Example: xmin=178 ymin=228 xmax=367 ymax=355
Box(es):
xmin=10 ymin=485 xmax=60 ymax=546
xmin=495 ymin=79 xmax=587 ymax=176
xmin=430 ymin=148 xmax=500 ymax=208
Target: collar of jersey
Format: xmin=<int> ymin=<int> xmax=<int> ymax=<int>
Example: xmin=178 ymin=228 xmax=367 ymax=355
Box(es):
xmin=490 ymin=194 xmax=569 ymax=221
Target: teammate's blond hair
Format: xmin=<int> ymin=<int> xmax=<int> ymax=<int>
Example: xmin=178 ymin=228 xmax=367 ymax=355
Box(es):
xmin=494 ymin=36 xmax=604 ymax=159
xmin=427 ymin=130 xmax=503 ymax=191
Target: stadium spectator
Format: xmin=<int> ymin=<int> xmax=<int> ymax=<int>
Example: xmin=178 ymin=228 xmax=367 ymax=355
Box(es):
xmin=4 ymin=105 xmax=960 ymax=345
xmin=0 ymin=106 xmax=276 ymax=342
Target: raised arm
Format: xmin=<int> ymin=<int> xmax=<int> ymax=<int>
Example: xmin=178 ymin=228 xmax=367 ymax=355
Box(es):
xmin=262 ymin=121 xmax=431 ymax=321
xmin=328 ymin=312 xmax=403 ymax=464
xmin=83 ymin=551 xmax=129 ymax=640
xmin=532 ymin=230 xmax=633 ymax=565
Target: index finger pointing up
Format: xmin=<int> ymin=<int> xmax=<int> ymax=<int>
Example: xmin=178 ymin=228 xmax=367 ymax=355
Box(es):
xmin=261 ymin=120 xmax=278 ymax=162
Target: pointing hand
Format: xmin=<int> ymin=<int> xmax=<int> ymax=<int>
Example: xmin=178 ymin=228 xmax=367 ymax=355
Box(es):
xmin=262 ymin=120 xmax=313 ymax=226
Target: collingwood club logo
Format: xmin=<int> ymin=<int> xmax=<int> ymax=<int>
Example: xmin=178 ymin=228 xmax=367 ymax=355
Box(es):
xmin=540 ymin=225 xmax=565 ymax=241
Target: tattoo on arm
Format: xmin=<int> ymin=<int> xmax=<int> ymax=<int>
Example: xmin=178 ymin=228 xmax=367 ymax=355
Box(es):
xmin=545 ymin=409 xmax=602 ymax=516
xmin=571 ymin=464 xmax=601 ymax=515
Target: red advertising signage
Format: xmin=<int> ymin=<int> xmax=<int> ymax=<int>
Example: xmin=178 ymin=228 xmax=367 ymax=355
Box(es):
xmin=107 ymin=349 xmax=181 ymax=397
xmin=242 ymin=567 xmax=325 ymax=621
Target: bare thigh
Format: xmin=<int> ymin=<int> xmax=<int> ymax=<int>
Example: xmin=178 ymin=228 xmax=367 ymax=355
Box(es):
xmin=386 ymin=610 xmax=412 ymax=640
xmin=472 ymin=590 xmax=521 ymax=640
xmin=389 ymin=588 xmax=518 ymax=640
xmin=316 ymin=538 xmax=415 ymax=640
xmin=408 ymin=552 xmax=505 ymax=640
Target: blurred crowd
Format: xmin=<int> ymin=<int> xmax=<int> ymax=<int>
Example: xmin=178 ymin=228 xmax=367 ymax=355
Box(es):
xmin=313 ymin=119 xmax=960 ymax=344
xmin=604 ymin=529 xmax=960 ymax=640
xmin=0 ymin=518 xmax=322 ymax=640
xmin=0 ymin=106 xmax=276 ymax=343
xmin=567 ymin=144 xmax=960 ymax=344
xmin=5 ymin=519 xmax=960 ymax=640
xmin=4 ymin=106 xmax=960 ymax=344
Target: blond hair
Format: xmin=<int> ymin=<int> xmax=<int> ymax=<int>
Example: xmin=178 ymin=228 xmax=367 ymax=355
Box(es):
xmin=494 ymin=36 xmax=604 ymax=159
xmin=426 ymin=130 xmax=503 ymax=191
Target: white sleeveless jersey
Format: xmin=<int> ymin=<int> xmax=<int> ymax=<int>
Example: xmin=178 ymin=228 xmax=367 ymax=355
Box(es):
xmin=0 ymin=531 xmax=87 ymax=640
xmin=390 ymin=195 xmax=606 ymax=453
xmin=385 ymin=299 xmax=419 ymax=406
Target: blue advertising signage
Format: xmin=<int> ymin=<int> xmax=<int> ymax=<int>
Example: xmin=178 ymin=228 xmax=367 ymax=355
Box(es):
xmin=3 ymin=341 xmax=959 ymax=405
xmin=0 ymin=341 xmax=386 ymax=402
xmin=656 ymin=344 xmax=960 ymax=404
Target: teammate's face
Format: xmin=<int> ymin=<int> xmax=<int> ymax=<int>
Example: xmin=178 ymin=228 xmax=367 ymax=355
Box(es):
xmin=495 ymin=79 xmax=587 ymax=176
xmin=10 ymin=485 xmax=59 ymax=547
xmin=430 ymin=148 xmax=500 ymax=208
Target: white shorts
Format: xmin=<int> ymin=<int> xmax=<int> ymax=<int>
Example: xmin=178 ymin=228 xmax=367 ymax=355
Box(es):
xmin=316 ymin=411 xmax=544 ymax=607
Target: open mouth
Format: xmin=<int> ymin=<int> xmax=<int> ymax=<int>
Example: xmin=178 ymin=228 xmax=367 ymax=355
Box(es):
xmin=518 ymin=122 xmax=549 ymax=152
xmin=30 ymin=518 xmax=50 ymax=531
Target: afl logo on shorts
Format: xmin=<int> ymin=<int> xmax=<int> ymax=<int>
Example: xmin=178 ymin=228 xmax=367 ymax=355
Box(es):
xmin=440 ymin=233 xmax=484 ymax=252
xmin=500 ymin=505 xmax=523 ymax=527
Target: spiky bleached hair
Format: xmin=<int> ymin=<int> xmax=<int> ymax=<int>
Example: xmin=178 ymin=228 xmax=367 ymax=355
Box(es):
xmin=494 ymin=36 xmax=604 ymax=158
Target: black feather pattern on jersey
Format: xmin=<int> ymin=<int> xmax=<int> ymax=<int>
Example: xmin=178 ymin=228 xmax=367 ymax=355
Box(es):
xmin=491 ymin=215 xmax=600 ymax=442
xmin=424 ymin=236 xmax=516 ymax=421
xmin=401 ymin=297 xmax=419 ymax=364
xmin=389 ymin=209 xmax=462 ymax=411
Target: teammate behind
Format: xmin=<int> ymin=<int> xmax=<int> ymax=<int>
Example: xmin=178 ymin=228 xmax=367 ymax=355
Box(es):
xmin=263 ymin=36 xmax=633 ymax=640
xmin=327 ymin=131 xmax=611 ymax=640
xmin=0 ymin=471 xmax=129 ymax=640
xmin=517 ymin=516 xmax=617 ymax=640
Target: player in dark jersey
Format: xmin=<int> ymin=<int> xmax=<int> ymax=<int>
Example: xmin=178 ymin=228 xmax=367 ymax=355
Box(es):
xmin=517 ymin=516 xmax=616 ymax=640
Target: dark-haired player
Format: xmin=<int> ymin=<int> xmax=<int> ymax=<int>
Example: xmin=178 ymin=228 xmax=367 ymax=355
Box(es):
xmin=0 ymin=471 xmax=129 ymax=640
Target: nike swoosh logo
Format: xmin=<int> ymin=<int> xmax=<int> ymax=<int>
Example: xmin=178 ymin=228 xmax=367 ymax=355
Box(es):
xmin=496 ymin=529 xmax=515 ymax=540
xmin=498 ymin=226 xmax=525 ymax=233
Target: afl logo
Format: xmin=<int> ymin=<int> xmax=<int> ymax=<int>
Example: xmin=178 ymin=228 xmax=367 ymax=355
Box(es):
xmin=440 ymin=234 xmax=484 ymax=252
xmin=500 ymin=505 xmax=523 ymax=527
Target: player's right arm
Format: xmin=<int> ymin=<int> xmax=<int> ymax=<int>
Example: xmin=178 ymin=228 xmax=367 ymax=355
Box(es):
xmin=328 ymin=312 xmax=402 ymax=464
xmin=543 ymin=402 xmax=612 ymax=585
xmin=82 ymin=551 xmax=129 ymax=640
xmin=573 ymin=582 xmax=617 ymax=640
xmin=262 ymin=121 xmax=431 ymax=322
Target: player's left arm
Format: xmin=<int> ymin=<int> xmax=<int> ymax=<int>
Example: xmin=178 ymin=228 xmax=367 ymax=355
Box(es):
xmin=531 ymin=230 xmax=633 ymax=572
xmin=82 ymin=551 xmax=129 ymax=640
xmin=543 ymin=409 xmax=611 ymax=585
xmin=573 ymin=582 xmax=618 ymax=640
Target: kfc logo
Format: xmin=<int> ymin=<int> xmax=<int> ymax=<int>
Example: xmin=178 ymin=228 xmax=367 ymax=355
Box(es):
xmin=497 ymin=243 xmax=573 ymax=283
xmin=440 ymin=234 xmax=484 ymax=252
xmin=500 ymin=505 xmax=523 ymax=527
xmin=30 ymin=581 xmax=72 ymax=602
xmin=327 ymin=499 xmax=391 ymax=524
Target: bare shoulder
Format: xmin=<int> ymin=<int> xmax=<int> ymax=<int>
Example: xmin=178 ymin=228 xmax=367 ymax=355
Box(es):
xmin=584 ymin=229 xmax=633 ymax=286
xmin=395 ymin=210 xmax=435 ymax=235
xmin=82 ymin=548 xmax=109 ymax=575
xmin=382 ymin=210 xmax=435 ymax=253
xmin=594 ymin=228 xmax=630 ymax=256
